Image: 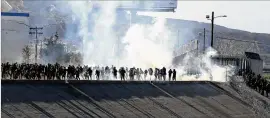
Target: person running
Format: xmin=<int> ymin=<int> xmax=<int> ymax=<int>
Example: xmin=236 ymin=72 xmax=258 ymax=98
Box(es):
xmin=125 ymin=67 xmax=129 ymax=80
xmin=140 ymin=68 xmax=144 ymax=80
xmin=95 ymin=68 xmax=100 ymax=80
xmin=129 ymin=67 xmax=135 ymax=81
xmin=148 ymin=68 xmax=153 ymax=80
xmin=144 ymin=69 xmax=148 ymax=80
xmin=136 ymin=68 xmax=140 ymax=80
xmin=120 ymin=67 xmax=126 ymax=81
xmin=172 ymin=69 xmax=176 ymax=81
xmin=154 ymin=68 xmax=159 ymax=81
xmin=87 ymin=67 xmax=93 ymax=80
xmin=168 ymin=69 xmax=172 ymax=81
xmin=101 ymin=67 xmax=105 ymax=79
xmin=162 ymin=67 xmax=166 ymax=81
xmin=113 ymin=67 xmax=118 ymax=79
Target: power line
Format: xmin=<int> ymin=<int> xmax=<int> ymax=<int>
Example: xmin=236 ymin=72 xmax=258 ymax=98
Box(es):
xmin=2 ymin=19 xmax=31 ymax=27
xmin=2 ymin=19 xmax=66 ymax=63
xmin=1 ymin=29 xmax=30 ymax=33
xmin=2 ymin=19 xmax=64 ymax=29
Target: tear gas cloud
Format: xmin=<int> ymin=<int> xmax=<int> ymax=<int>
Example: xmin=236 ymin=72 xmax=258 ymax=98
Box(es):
xmin=14 ymin=1 xmax=235 ymax=82
xmin=67 ymin=1 xmax=235 ymax=82
xmin=68 ymin=1 xmax=174 ymax=68
xmin=177 ymin=48 xmax=235 ymax=82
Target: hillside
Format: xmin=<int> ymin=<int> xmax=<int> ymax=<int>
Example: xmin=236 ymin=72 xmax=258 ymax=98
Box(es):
xmin=166 ymin=17 xmax=270 ymax=53
xmin=128 ymin=15 xmax=270 ymax=55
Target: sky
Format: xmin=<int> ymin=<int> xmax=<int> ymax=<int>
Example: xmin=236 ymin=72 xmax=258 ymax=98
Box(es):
xmin=139 ymin=1 xmax=270 ymax=34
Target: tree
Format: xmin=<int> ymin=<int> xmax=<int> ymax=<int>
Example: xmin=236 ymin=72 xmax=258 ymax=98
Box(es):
xmin=40 ymin=32 xmax=82 ymax=65
xmin=41 ymin=32 xmax=62 ymax=63
xmin=72 ymin=52 xmax=83 ymax=65
xmin=22 ymin=45 xmax=31 ymax=63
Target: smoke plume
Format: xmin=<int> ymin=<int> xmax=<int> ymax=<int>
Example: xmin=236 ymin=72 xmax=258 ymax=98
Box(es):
xmin=121 ymin=17 xmax=174 ymax=69
xmin=67 ymin=0 xmax=235 ymax=82
xmin=176 ymin=48 xmax=235 ymax=82
xmin=4 ymin=1 xmax=235 ymax=82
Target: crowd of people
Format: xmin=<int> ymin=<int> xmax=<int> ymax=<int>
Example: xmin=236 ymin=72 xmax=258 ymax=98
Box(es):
xmin=243 ymin=70 xmax=270 ymax=97
xmin=1 ymin=62 xmax=177 ymax=81
xmin=2 ymin=62 xmax=269 ymax=97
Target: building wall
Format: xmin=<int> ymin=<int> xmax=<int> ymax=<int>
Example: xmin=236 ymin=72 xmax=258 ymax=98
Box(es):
xmin=1 ymin=12 xmax=30 ymax=63
xmin=249 ymin=59 xmax=263 ymax=75
xmin=261 ymin=54 xmax=270 ymax=69
xmin=174 ymin=39 xmax=198 ymax=57
xmin=214 ymin=38 xmax=260 ymax=57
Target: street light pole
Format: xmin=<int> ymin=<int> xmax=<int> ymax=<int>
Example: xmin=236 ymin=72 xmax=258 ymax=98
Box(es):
xmin=129 ymin=11 xmax=132 ymax=28
xmin=211 ymin=11 xmax=214 ymax=48
xmin=206 ymin=11 xmax=226 ymax=48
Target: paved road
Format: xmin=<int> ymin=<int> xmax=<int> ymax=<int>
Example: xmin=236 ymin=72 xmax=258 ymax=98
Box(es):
xmin=2 ymin=80 xmax=256 ymax=118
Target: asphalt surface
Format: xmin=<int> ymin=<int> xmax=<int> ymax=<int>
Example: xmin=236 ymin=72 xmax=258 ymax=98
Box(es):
xmin=1 ymin=80 xmax=257 ymax=118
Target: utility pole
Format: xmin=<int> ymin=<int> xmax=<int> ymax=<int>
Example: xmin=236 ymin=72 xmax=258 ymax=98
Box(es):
xmin=40 ymin=38 xmax=43 ymax=63
xmin=196 ymin=40 xmax=199 ymax=56
xmin=211 ymin=11 xmax=214 ymax=48
xmin=129 ymin=11 xmax=132 ymax=28
xmin=178 ymin=30 xmax=180 ymax=48
xmin=29 ymin=27 xmax=43 ymax=63
xmin=118 ymin=35 xmax=120 ymax=67
xmin=206 ymin=11 xmax=226 ymax=48
xmin=203 ymin=28 xmax=206 ymax=53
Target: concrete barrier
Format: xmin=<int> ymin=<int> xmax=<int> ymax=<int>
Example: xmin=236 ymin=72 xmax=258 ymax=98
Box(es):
xmin=2 ymin=80 xmax=256 ymax=118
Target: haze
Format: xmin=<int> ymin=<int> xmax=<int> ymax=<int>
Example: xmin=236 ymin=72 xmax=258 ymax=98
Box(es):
xmin=139 ymin=1 xmax=270 ymax=34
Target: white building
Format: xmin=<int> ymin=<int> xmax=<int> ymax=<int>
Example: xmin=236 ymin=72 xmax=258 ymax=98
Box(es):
xmin=1 ymin=12 xmax=30 ymax=63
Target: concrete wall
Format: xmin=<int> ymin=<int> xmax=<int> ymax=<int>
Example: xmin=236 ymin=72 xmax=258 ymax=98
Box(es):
xmin=1 ymin=12 xmax=30 ymax=63
xmin=1 ymin=80 xmax=257 ymax=118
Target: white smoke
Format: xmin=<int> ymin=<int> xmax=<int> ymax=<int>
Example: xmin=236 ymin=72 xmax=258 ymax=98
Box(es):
xmin=68 ymin=1 xmax=175 ymax=68
xmin=16 ymin=1 xmax=235 ymax=82
xmin=67 ymin=1 xmax=235 ymax=82
xmin=68 ymin=1 xmax=120 ymax=66
xmin=121 ymin=17 xmax=174 ymax=69
xmin=67 ymin=1 xmax=92 ymax=63
xmin=176 ymin=48 xmax=235 ymax=82
xmin=86 ymin=1 xmax=120 ymax=66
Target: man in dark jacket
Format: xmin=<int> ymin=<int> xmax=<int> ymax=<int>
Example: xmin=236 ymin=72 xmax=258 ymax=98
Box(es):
xmin=172 ymin=69 xmax=176 ymax=81
xmin=162 ymin=67 xmax=166 ymax=81
xmin=120 ymin=67 xmax=126 ymax=81
xmin=96 ymin=68 xmax=100 ymax=80
xmin=168 ymin=69 xmax=173 ymax=81
xmin=113 ymin=67 xmax=118 ymax=79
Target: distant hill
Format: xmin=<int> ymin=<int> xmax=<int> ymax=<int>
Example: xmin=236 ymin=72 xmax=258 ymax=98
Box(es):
xmin=164 ymin=17 xmax=270 ymax=54
xmin=3 ymin=1 xmax=269 ymax=64
xmin=159 ymin=16 xmax=270 ymax=67
xmin=134 ymin=15 xmax=270 ymax=55
xmin=130 ymin=15 xmax=270 ymax=66
xmin=3 ymin=0 xmax=270 ymax=51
